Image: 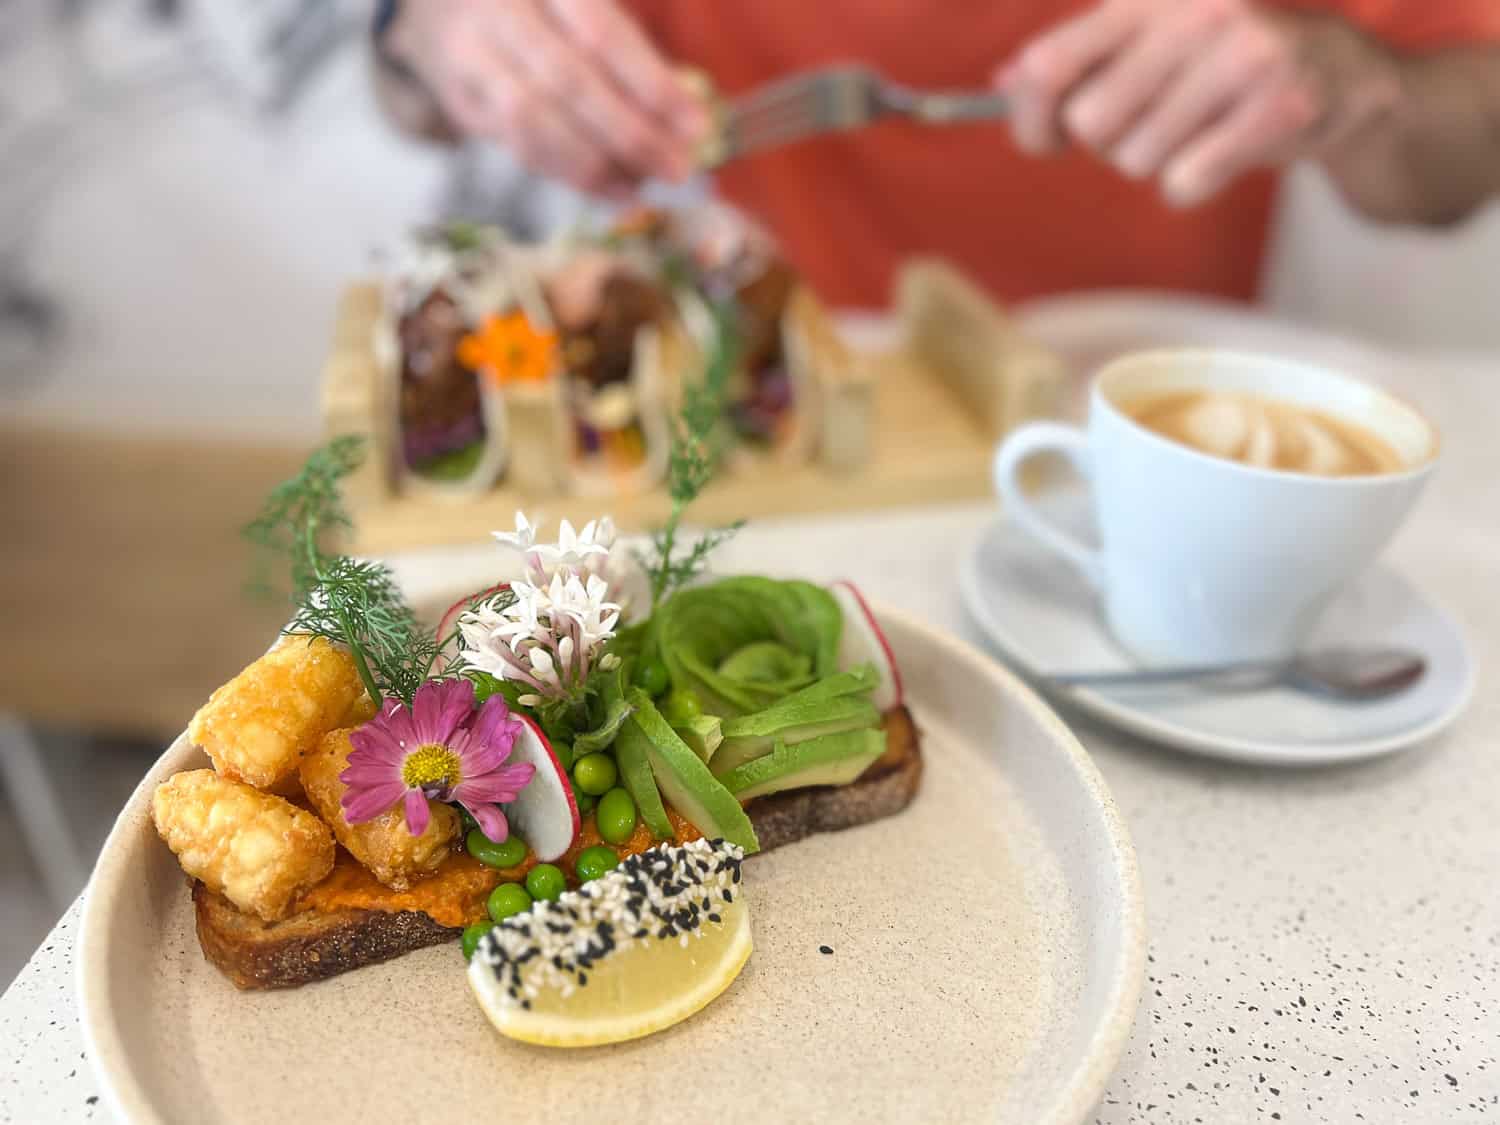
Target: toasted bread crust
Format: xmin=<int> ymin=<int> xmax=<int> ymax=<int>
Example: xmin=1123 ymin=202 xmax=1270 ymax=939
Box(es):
xmin=193 ymin=706 xmax=922 ymax=989
xmin=194 ymin=882 xmax=458 ymax=990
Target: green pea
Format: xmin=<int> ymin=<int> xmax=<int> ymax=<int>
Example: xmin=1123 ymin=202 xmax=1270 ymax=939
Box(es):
xmin=461 ymin=922 xmax=491 ymax=961
xmin=573 ymin=752 xmax=618 ymax=796
xmin=635 ymin=657 xmax=670 ymax=697
xmin=596 ymin=787 xmax=638 ymax=845
xmin=466 ymin=828 xmax=527 ymax=869
xmin=525 ymin=863 xmax=566 ymax=902
xmin=660 ymin=689 xmax=702 ymax=726
xmin=575 ymin=844 xmax=619 ymax=883
xmin=575 ymin=790 xmax=598 ymax=816
xmin=486 ymin=882 xmax=533 ymax=923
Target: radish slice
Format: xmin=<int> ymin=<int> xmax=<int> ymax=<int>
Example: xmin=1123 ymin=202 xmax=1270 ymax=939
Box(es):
xmin=436 ymin=583 xmax=510 ymax=665
xmin=831 ymin=580 xmax=904 ymax=712
xmin=503 ymin=715 xmax=580 ymax=862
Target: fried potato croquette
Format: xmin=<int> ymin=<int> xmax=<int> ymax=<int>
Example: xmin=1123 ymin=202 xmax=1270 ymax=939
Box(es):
xmin=152 ymin=770 xmax=335 ymax=921
xmin=189 ymin=634 xmax=366 ymax=790
xmin=300 ymin=728 xmax=460 ymax=891
xmin=340 ymin=691 xmax=379 ymax=728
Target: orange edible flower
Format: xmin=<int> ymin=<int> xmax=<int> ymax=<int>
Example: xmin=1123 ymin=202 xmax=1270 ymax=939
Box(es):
xmin=457 ymin=311 xmax=558 ymax=386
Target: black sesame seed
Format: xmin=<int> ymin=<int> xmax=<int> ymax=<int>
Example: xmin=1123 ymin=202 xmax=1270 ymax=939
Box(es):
xmin=819 ymin=945 xmax=834 ymax=955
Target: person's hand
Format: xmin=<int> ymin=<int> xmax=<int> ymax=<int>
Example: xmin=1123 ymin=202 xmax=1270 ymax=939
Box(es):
xmin=996 ymin=0 xmax=1400 ymax=206
xmin=385 ymin=0 xmax=708 ymax=197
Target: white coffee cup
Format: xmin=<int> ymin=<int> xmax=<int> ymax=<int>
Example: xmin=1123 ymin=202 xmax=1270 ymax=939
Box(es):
xmin=993 ymin=349 xmax=1439 ymax=665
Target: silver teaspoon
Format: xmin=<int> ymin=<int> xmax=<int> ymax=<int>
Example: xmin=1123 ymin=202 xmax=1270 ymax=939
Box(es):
xmin=1050 ymin=646 xmax=1426 ymax=702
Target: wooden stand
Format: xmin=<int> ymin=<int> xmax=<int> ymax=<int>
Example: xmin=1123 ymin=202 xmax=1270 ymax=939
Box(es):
xmin=322 ymin=262 xmax=1068 ymax=555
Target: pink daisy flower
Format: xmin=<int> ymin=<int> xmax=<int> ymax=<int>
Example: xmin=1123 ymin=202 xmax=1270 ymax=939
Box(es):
xmin=340 ymin=679 xmax=534 ymax=842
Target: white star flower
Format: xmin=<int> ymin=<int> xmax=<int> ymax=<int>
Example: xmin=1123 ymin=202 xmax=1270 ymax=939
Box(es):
xmin=491 ymin=512 xmax=622 ymax=588
xmin=456 ymin=521 xmax=623 ymax=703
xmin=492 ymin=511 xmax=540 ymax=554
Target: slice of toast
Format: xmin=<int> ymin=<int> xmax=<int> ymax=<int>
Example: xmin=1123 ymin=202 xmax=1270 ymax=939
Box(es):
xmin=193 ymin=705 xmax=922 ymax=989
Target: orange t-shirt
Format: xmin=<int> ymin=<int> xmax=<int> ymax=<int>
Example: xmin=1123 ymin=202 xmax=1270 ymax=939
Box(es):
xmin=628 ymin=1 xmax=1500 ymax=307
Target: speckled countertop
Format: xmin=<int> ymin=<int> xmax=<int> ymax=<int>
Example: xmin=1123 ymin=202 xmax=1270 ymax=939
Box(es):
xmin=4 ymin=353 xmax=1498 ymax=1123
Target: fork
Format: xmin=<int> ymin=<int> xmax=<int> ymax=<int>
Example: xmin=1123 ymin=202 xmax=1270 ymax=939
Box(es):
xmin=703 ymin=64 xmax=1011 ymax=167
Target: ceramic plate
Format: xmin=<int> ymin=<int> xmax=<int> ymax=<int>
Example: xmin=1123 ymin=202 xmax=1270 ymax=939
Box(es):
xmin=78 ymin=604 xmax=1144 ymax=1125
xmin=959 ymin=491 xmax=1476 ymax=766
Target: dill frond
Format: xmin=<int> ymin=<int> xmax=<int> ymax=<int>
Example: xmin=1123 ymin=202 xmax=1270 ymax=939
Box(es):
xmin=244 ymin=434 xmax=364 ymax=599
xmin=642 ymin=300 xmax=744 ymax=607
xmin=245 ymin=437 xmax=437 ymax=706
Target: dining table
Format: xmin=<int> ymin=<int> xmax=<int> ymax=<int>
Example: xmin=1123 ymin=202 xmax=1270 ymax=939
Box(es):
xmin=2 ymin=299 xmax=1497 ymax=1123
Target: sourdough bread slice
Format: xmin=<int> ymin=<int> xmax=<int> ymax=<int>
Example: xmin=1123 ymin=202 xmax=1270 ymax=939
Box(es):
xmin=194 ymin=705 xmax=922 ymax=989
xmin=193 ymin=883 xmax=458 ymax=990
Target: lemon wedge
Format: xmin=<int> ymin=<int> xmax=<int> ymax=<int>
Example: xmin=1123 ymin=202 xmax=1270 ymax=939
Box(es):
xmin=468 ymin=839 xmax=750 ymax=1048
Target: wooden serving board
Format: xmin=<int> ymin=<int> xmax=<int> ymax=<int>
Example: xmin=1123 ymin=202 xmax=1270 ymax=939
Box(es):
xmin=328 ymin=262 xmax=1068 ymax=555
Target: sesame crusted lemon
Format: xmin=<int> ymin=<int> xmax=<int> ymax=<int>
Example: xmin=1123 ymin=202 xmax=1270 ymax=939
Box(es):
xmin=467 ymin=839 xmax=750 ymax=1047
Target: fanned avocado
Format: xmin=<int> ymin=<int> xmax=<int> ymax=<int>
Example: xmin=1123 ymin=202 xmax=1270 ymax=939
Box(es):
xmin=716 ymin=640 xmax=815 ymax=697
xmin=718 ymin=729 xmax=887 ymax=802
xmin=713 ymin=694 xmax=880 ymax=776
xmin=615 ymin=719 xmax=674 ymax=840
xmin=628 ymin=690 xmax=759 ymax=853
xmin=710 ymin=666 xmax=882 ymax=776
xmin=655 ymin=577 xmax=843 ymax=716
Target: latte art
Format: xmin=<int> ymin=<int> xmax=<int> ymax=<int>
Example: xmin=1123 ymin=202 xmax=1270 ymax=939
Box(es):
xmin=1122 ymin=391 xmax=1404 ymax=477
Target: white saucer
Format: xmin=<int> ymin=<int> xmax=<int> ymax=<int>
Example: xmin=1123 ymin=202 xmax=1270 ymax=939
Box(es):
xmin=958 ymin=489 xmax=1475 ymax=766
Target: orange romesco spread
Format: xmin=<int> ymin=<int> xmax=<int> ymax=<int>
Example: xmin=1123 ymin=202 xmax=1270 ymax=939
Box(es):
xmin=294 ymin=809 xmax=702 ymax=928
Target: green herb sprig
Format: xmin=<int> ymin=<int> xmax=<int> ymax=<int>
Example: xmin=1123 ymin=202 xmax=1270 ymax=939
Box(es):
xmin=245 ymin=436 xmax=438 ymax=707
xmin=244 ymin=435 xmax=363 ymax=599
xmin=642 ymin=300 xmax=744 ymax=607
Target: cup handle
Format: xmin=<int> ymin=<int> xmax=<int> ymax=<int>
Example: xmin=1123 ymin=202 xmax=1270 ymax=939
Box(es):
xmin=993 ymin=422 xmax=1104 ymax=590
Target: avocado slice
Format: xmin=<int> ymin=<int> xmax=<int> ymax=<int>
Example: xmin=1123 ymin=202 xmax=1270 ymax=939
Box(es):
xmin=658 ymin=689 xmax=724 ymax=763
xmin=675 ymin=714 xmax=724 ymax=763
xmin=712 ymin=690 xmax=881 ymax=777
xmin=719 ymin=729 xmax=888 ymax=803
xmin=628 ymin=690 xmax=760 ymax=854
xmin=615 ymin=719 xmax=674 ymax=840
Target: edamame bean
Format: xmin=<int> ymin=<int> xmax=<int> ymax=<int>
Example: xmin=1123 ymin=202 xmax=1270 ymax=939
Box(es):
xmin=596 ymin=787 xmax=638 ymax=845
xmin=461 ymin=922 xmax=491 ymax=960
xmin=575 ymin=844 xmax=619 ymax=883
xmin=525 ymin=863 xmax=566 ymax=902
xmin=466 ymin=828 xmax=527 ymax=869
xmin=486 ymin=882 xmax=532 ymax=923
xmin=575 ymin=790 xmax=598 ymax=816
xmin=572 ymin=752 xmax=618 ymax=796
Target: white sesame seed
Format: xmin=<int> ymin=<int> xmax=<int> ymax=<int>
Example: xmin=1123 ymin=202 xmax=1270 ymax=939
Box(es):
xmin=476 ymin=839 xmax=745 ymax=1007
